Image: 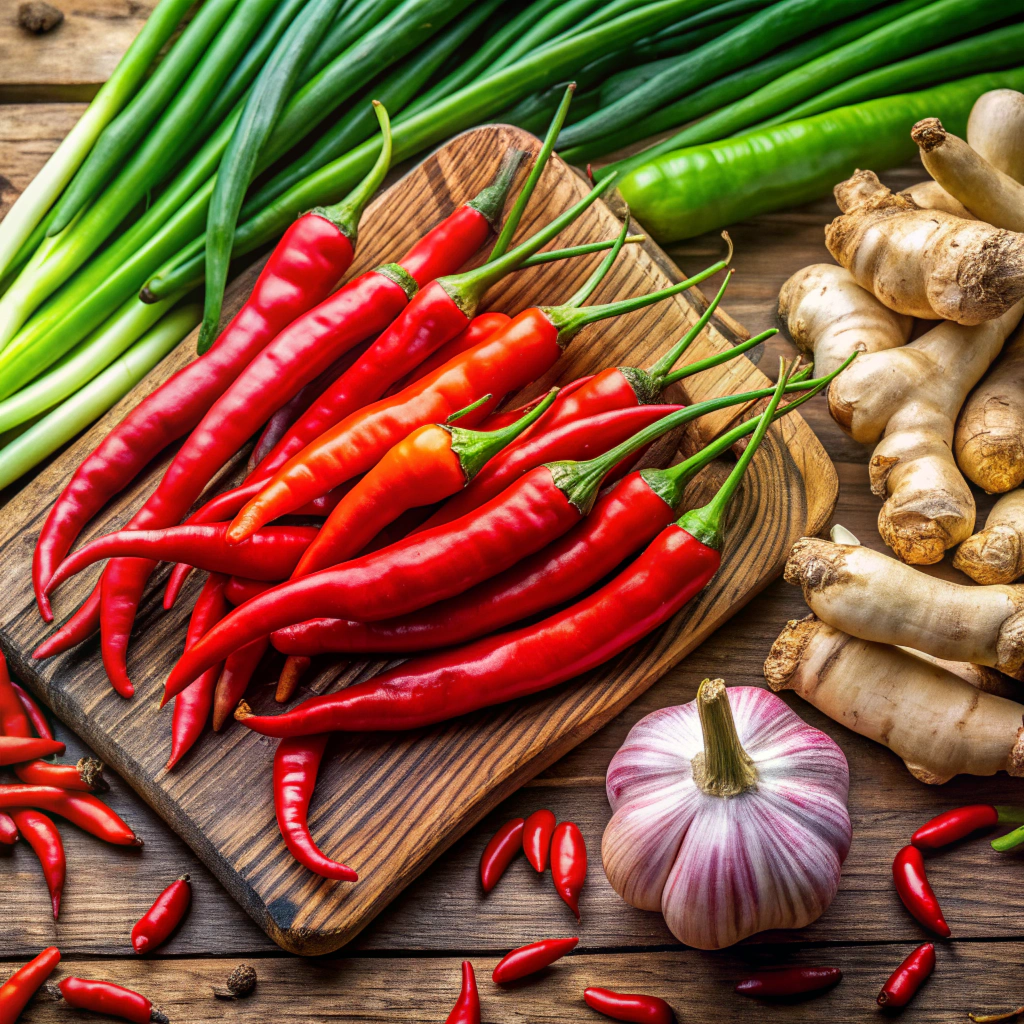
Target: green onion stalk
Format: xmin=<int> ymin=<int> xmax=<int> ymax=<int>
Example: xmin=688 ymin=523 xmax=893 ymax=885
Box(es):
xmin=0 ymin=303 xmax=201 ymax=490
xmin=0 ymin=0 xmax=196 ymax=280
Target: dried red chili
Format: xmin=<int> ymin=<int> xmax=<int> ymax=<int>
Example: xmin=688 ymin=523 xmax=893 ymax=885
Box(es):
xmin=132 ymin=875 xmax=192 ymax=954
xmin=444 ymin=962 xmax=480 ymax=1024
xmin=734 ymin=967 xmax=842 ymax=998
xmin=480 ymin=817 xmax=524 ymax=893
xmin=0 ymin=946 xmax=61 ymax=1024
xmin=551 ymin=821 xmax=586 ymax=920
xmin=523 ymin=809 xmax=556 ymax=873
xmin=892 ymin=845 xmax=950 ymax=937
xmin=583 ymin=987 xmax=675 ymax=1023
xmin=877 ymin=943 xmax=935 ymax=1008
xmin=9 ymin=809 xmax=65 ymax=920
xmin=492 ymin=937 xmax=579 ymax=984
xmin=48 ymin=977 xmax=168 ymax=1023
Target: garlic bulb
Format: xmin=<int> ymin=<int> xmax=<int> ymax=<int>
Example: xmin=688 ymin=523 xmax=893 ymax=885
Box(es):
xmin=603 ymin=679 xmax=851 ymax=950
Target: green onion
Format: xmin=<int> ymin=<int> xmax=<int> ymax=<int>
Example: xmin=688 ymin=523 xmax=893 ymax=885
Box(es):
xmin=0 ymin=303 xmax=201 ymax=490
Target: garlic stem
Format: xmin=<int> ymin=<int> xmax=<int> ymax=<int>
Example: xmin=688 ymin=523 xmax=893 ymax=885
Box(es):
xmin=693 ymin=678 xmax=758 ymax=797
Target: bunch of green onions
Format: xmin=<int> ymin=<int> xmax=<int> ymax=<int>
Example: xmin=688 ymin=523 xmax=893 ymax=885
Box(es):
xmin=0 ymin=0 xmax=1020 ymax=489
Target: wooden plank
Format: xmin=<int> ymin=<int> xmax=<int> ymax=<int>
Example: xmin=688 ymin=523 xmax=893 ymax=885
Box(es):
xmin=0 ymin=0 xmax=155 ymax=102
xmin=0 ymin=123 xmax=835 ymax=955
xmin=6 ymin=946 xmax=1024 ymax=1023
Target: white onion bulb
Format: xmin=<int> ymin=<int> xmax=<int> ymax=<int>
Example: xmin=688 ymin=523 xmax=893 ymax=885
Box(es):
xmin=603 ymin=679 xmax=851 ymax=950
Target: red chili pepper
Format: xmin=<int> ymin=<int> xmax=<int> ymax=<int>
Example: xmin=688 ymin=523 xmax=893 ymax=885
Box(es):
xmin=444 ymin=962 xmax=480 ymax=1024
xmin=167 ymin=573 xmax=228 ymax=771
xmin=523 ymin=809 xmax=556 ymax=873
xmin=735 ymin=967 xmax=842 ymax=998
xmin=164 ymin=381 xmax=758 ymax=703
xmin=584 ymin=987 xmax=675 ymax=1023
xmin=12 ymin=683 xmax=52 ymax=740
xmin=294 ymin=390 xmax=558 ymax=576
xmin=0 ymin=813 xmax=17 ymax=846
xmin=877 ymin=943 xmax=935 ymax=1008
xmin=492 ymin=937 xmax=579 ymax=984
xmin=0 ymin=947 xmax=61 ymax=1024
xmin=31 ymin=111 xmax=395 ymax=629
xmin=0 ymin=786 xmax=141 ymax=846
xmin=274 ymin=735 xmax=357 ymax=880
xmin=266 ymin=369 xmax=827 ymax=664
xmin=892 ymin=845 xmax=950 ymax=937
xmin=9 ymin=809 xmax=65 ymax=920
xmin=0 ymin=736 xmax=65 ymax=765
xmin=551 ymin=821 xmax=586 ymax=920
xmin=480 ymin=817 xmax=524 ymax=892
xmin=131 ymin=875 xmax=192 ymax=954
xmin=234 ymin=363 xmax=795 ymax=740
xmin=48 ymin=977 xmax=168 ymax=1023
xmin=224 ymin=577 xmax=273 ymax=606
xmin=912 ymin=805 xmax=1000 ymax=848
xmin=212 ymin=639 xmax=269 ymax=731
xmin=31 ymin=584 xmax=102 ymax=660
xmin=275 ymin=654 xmax=309 ymax=704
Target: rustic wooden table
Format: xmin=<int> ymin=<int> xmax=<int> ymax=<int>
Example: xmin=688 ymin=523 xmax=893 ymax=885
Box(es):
xmin=3 ymin=4 xmax=1023 ymax=1020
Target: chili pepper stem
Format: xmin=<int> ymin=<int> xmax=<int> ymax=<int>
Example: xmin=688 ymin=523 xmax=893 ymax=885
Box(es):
xmin=693 ymin=678 xmax=758 ymax=796
xmin=466 ymin=147 xmax=528 ymax=230
xmin=562 ymin=213 xmax=631 ymax=308
xmin=992 ymin=824 xmax=1024 ymax=852
xmin=662 ymin=328 xmax=776 ymax=388
xmin=489 ymin=83 xmax=575 ymax=260
xmin=308 ymin=100 xmax=392 ymax=239
xmin=445 ymin=394 xmax=494 ymax=424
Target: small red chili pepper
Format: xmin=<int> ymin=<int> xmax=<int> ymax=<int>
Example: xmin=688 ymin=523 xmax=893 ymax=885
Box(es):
xmin=12 ymin=683 xmax=52 ymax=740
xmin=9 ymin=809 xmax=65 ymax=920
xmin=224 ymin=577 xmax=273 ymax=606
xmin=0 ymin=736 xmax=66 ymax=765
xmin=274 ymin=735 xmax=357 ymax=880
xmin=551 ymin=821 xmax=587 ymax=920
xmin=48 ymin=977 xmax=168 ymax=1023
xmin=0 ymin=813 xmax=17 ymax=846
xmin=734 ymin=967 xmax=842 ymax=998
xmin=523 ymin=809 xmax=556 ymax=873
xmin=893 ymin=845 xmax=950 ymax=937
xmin=275 ymin=654 xmax=310 ymax=704
xmin=913 ymin=805 xmax=1024 ymax=848
xmin=444 ymin=962 xmax=480 ymax=1024
xmin=480 ymin=817 xmax=524 ymax=892
xmin=132 ymin=875 xmax=192 ymax=954
xmin=212 ymin=639 xmax=269 ymax=732
xmin=877 ymin=943 xmax=935 ymax=1008
xmin=492 ymin=937 xmax=579 ymax=984
xmin=583 ymin=987 xmax=675 ymax=1023
xmin=0 ymin=946 xmax=61 ymax=1024
xmin=0 ymin=786 xmax=140 ymax=846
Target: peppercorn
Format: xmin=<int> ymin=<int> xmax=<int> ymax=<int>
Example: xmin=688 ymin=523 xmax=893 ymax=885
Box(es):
xmin=213 ymin=964 xmax=257 ymax=999
xmin=18 ymin=1 xmax=64 ymax=33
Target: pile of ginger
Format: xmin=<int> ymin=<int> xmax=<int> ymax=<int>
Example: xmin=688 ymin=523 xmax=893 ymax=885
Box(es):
xmin=779 ymin=88 xmax=1024 ymax=573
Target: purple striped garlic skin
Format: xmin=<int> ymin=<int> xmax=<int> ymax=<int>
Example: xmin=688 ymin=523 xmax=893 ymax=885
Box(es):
xmin=603 ymin=683 xmax=851 ymax=950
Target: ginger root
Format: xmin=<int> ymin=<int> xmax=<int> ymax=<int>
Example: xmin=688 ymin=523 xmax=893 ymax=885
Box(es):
xmin=912 ymin=118 xmax=1024 ymax=232
xmin=968 ymin=89 xmax=1024 ymax=183
xmin=825 ymin=170 xmax=1024 ymax=325
xmin=899 ymin=180 xmax=976 ymax=220
xmin=784 ymin=536 xmax=1024 ymax=679
xmin=955 ymin=489 xmax=1024 ymax=585
xmin=954 ymin=320 xmax=1024 ymax=493
xmin=828 ymin=301 xmax=1023 ymax=562
xmin=764 ymin=613 xmax=1024 ymax=784
xmin=778 ymin=264 xmax=912 ymax=377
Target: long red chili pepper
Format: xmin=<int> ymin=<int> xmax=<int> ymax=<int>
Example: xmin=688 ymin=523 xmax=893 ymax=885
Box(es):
xmin=913 ymin=805 xmax=1024 ymax=849
xmin=0 ymin=947 xmax=61 ymax=1024
xmin=0 ymin=736 xmax=65 ymax=765
xmin=164 ymin=380 xmax=771 ymax=702
xmin=734 ymin=967 xmax=842 ymax=998
xmin=47 ymin=525 xmax=318 ymax=592
xmin=0 ymin=786 xmax=141 ymax=846
xmin=444 ymin=962 xmax=480 ymax=1024
xmin=584 ymin=987 xmax=675 ymax=1023
xmin=48 ymin=977 xmax=168 ymax=1023
xmin=225 ymin=577 xmax=273 ymax=605
xmin=212 ymin=638 xmax=268 ymax=731
xmin=267 ymin=368 xmax=828 ymax=660
xmin=523 ymin=809 xmax=556 ymax=873
xmin=480 ymin=817 xmax=524 ymax=892
xmin=492 ymin=937 xmax=579 ymax=984
xmin=294 ymin=390 xmax=558 ymax=576
xmin=235 ymin=364 xmax=795 ymax=739
xmin=12 ymin=683 xmax=51 ymax=740
xmin=0 ymin=813 xmax=17 ymax=845
xmin=273 ymin=735 xmax=357 ymax=880
xmin=167 ymin=573 xmax=228 ymax=771
xmin=892 ymin=845 xmax=950 ymax=937
xmin=877 ymin=943 xmax=935 ymax=1008
xmin=32 ymin=107 xmax=395 ymax=626
xmin=551 ymin=821 xmax=586 ymax=920
xmin=9 ymin=809 xmax=65 ymax=920
xmin=132 ymin=875 xmax=192 ymax=954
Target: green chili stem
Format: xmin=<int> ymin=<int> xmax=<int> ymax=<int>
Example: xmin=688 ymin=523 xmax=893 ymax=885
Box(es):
xmin=662 ymin=328 xmax=776 ymax=388
xmin=992 ymin=824 xmax=1024 ymax=853
xmin=563 ymin=214 xmax=630 ymax=308
xmin=446 ymin=393 xmax=493 ymax=423
xmin=519 ymin=236 xmax=646 ymax=267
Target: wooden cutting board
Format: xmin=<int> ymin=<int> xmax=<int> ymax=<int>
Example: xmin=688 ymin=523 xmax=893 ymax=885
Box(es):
xmin=0 ymin=124 xmax=837 ymax=955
